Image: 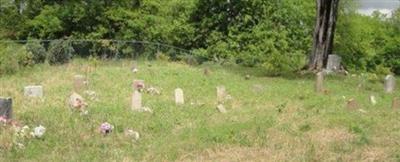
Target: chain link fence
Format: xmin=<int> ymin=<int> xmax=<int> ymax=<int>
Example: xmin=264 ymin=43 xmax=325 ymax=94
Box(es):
xmin=0 ymin=39 xmax=193 ymax=61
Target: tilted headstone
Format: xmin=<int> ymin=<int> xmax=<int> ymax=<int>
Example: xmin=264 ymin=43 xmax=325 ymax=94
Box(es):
xmin=133 ymin=80 xmax=145 ymax=91
xmin=384 ymin=75 xmax=396 ymax=93
xmin=326 ymin=54 xmax=342 ymax=72
xmin=131 ymin=90 xmax=142 ymax=111
xmin=0 ymin=97 xmax=12 ymax=119
xmin=216 ymin=86 xmax=227 ymax=103
xmin=74 ymin=75 xmax=88 ymax=91
xmin=315 ymin=72 xmax=324 ymax=93
xmin=392 ymin=97 xmax=399 ymax=110
xmin=24 ymin=85 xmax=43 ymax=97
xmin=216 ymin=104 xmax=227 ymax=113
xmin=175 ymin=88 xmax=184 ymax=105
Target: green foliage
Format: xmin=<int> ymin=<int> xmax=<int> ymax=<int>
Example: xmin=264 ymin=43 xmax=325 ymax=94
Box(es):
xmin=46 ymin=39 xmax=74 ymax=65
xmin=26 ymin=40 xmax=46 ymax=63
xmin=0 ymin=43 xmax=33 ymax=75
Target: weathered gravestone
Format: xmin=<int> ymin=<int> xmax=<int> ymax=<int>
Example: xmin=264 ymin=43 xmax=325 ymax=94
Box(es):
xmin=392 ymin=97 xmax=399 ymax=110
xmin=0 ymin=97 xmax=12 ymax=119
xmin=133 ymin=80 xmax=145 ymax=92
xmin=369 ymin=95 xmax=377 ymax=106
xmin=74 ymin=75 xmax=88 ymax=91
xmin=24 ymin=85 xmax=43 ymax=97
xmin=216 ymin=86 xmax=227 ymax=103
xmin=326 ymin=54 xmax=342 ymax=72
xmin=384 ymin=75 xmax=396 ymax=93
xmin=315 ymin=72 xmax=324 ymax=93
xmin=216 ymin=104 xmax=227 ymax=113
xmin=131 ymin=90 xmax=142 ymax=111
xmin=175 ymin=88 xmax=184 ymax=105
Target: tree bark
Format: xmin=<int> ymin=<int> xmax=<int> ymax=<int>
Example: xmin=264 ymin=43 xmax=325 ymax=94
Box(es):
xmin=308 ymin=0 xmax=340 ymax=71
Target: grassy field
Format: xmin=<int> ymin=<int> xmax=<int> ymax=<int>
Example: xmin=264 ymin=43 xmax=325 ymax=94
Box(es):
xmin=0 ymin=59 xmax=399 ymax=161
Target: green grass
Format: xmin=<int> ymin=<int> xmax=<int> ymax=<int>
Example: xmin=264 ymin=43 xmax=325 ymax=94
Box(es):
xmin=0 ymin=59 xmax=399 ymax=161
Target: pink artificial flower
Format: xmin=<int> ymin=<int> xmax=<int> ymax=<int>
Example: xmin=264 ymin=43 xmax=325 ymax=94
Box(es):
xmin=99 ymin=122 xmax=113 ymax=135
xmin=0 ymin=116 xmax=8 ymax=124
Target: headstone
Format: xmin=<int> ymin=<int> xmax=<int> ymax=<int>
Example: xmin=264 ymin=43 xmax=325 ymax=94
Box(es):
xmin=245 ymin=75 xmax=250 ymax=80
xmin=326 ymin=54 xmax=342 ymax=72
xmin=175 ymin=88 xmax=184 ymax=105
xmin=392 ymin=97 xmax=399 ymax=110
xmin=217 ymin=104 xmax=227 ymax=113
xmin=346 ymin=98 xmax=359 ymax=110
xmin=69 ymin=92 xmax=87 ymax=111
xmin=384 ymin=75 xmax=396 ymax=93
xmin=0 ymin=97 xmax=12 ymax=119
xmin=74 ymin=75 xmax=88 ymax=91
xmin=133 ymin=80 xmax=145 ymax=91
xmin=24 ymin=85 xmax=43 ymax=97
xmin=315 ymin=72 xmax=324 ymax=93
xmin=131 ymin=90 xmax=142 ymax=111
xmin=369 ymin=95 xmax=377 ymax=105
xmin=217 ymin=86 xmax=227 ymax=103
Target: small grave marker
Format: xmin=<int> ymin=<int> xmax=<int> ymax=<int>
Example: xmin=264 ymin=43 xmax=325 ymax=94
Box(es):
xmin=217 ymin=86 xmax=227 ymax=103
xmin=384 ymin=75 xmax=396 ymax=93
xmin=24 ymin=85 xmax=43 ymax=97
xmin=369 ymin=95 xmax=377 ymax=105
xmin=175 ymin=88 xmax=184 ymax=105
xmin=131 ymin=90 xmax=142 ymax=111
xmin=217 ymin=104 xmax=227 ymax=113
xmin=315 ymin=72 xmax=324 ymax=93
xmin=0 ymin=97 xmax=12 ymax=119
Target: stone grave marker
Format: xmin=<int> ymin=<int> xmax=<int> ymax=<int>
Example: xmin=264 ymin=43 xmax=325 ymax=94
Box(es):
xmin=217 ymin=104 xmax=227 ymax=113
xmin=74 ymin=75 xmax=88 ymax=91
xmin=217 ymin=86 xmax=227 ymax=103
xmin=384 ymin=75 xmax=396 ymax=93
xmin=369 ymin=95 xmax=377 ymax=105
xmin=392 ymin=97 xmax=399 ymax=110
xmin=24 ymin=85 xmax=43 ymax=97
xmin=131 ymin=90 xmax=142 ymax=111
xmin=133 ymin=80 xmax=145 ymax=91
xmin=326 ymin=54 xmax=342 ymax=72
xmin=315 ymin=72 xmax=324 ymax=93
xmin=175 ymin=88 xmax=184 ymax=105
xmin=0 ymin=97 xmax=12 ymax=119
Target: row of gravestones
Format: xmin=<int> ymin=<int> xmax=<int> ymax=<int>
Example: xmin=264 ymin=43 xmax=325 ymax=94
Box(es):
xmin=0 ymin=74 xmax=232 ymax=120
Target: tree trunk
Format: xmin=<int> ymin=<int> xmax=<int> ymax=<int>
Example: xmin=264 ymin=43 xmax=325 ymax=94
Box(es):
xmin=308 ymin=0 xmax=340 ymax=71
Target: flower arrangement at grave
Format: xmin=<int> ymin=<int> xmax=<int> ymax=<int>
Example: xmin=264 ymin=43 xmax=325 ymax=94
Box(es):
xmin=99 ymin=122 xmax=114 ymax=135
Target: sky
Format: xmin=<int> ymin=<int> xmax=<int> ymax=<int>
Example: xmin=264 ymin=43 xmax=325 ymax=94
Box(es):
xmin=358 ymin=0 xmax=400 ymax=16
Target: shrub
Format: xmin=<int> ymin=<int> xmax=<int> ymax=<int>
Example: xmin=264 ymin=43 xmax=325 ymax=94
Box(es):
xmin=26 ymin=40 xmax=47 ymax=64
xmin=0 ymin=44 xmax=33 ymax=75
xmin=46 ymin=39 xmax=74 ymax=65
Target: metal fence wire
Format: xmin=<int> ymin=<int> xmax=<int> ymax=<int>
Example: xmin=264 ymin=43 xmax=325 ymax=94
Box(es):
xmin=0 ymin=39 xmax=193 ymax=60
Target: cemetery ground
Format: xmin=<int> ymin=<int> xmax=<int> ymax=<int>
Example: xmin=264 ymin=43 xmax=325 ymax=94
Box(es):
xmin=0 ymin=59 xmax=399 ymax=161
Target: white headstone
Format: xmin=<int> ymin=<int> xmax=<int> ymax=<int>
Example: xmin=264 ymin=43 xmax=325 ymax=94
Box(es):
xmin=384 ymin=75 xmax=396 ymax=93
xmin=217 ymin=104 xmax=227 ymax=113
xmin=216 ymin=86 xmax=227 ymax=103
xmin=131 ymin=90 xmax=142 ymax=111
xmin=175 ymin=88 xmax=184 ymax=105
xmin=24 ymin=86 xmax=43 ymax=97
xmin=326 ymin=54 xmax=342 ymax=72
xmin=315 ymin=72 xmax=324 ymax=93
xmin=370 ymin=95 xmax=377 ymax=105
